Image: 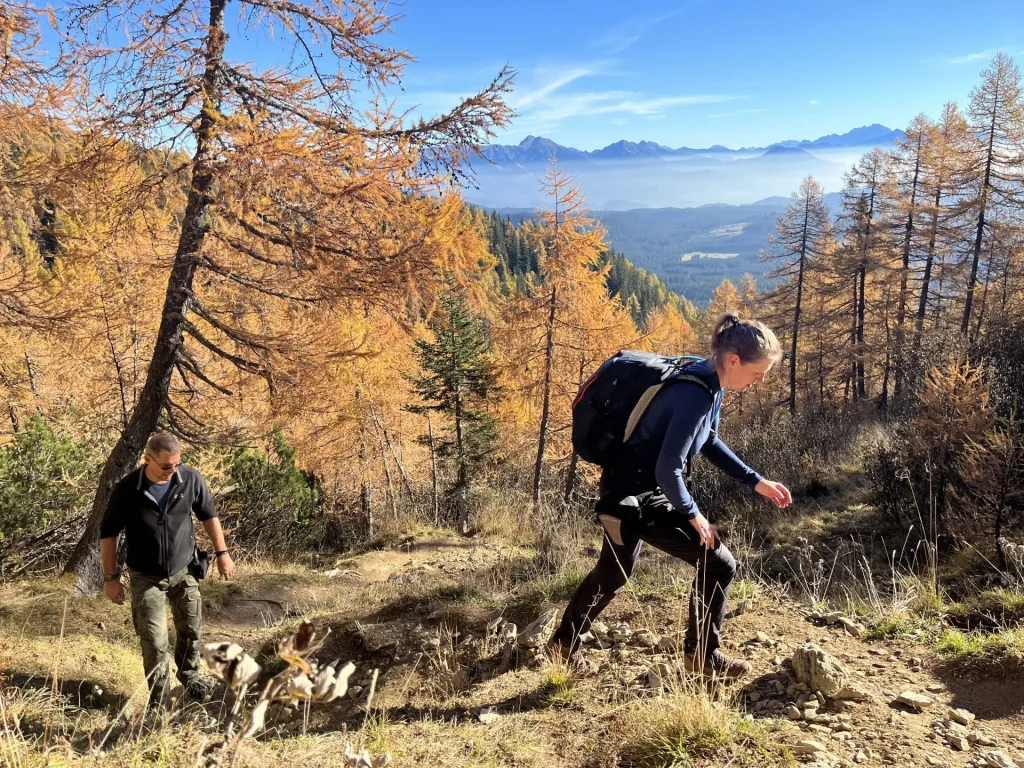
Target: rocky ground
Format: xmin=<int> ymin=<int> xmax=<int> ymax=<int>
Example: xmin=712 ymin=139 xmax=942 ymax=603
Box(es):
xmin=2 ymin=532 xmax=1023 ymax=767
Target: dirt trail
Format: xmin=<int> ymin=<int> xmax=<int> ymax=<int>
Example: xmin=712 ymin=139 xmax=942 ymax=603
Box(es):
xmin=112 ymin=536 xmax=1007 ymax=768
xmin=194 ymin=536 xmax=1024 ymax=768
xmin=201 ymin=537 xmax=516 ymax=641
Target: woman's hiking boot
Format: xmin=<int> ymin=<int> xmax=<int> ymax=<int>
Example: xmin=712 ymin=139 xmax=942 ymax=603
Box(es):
xmin=683 ymin=648 xmax=751 ymax=679
xmin=546 ymin=640 xmax=598 ymax=674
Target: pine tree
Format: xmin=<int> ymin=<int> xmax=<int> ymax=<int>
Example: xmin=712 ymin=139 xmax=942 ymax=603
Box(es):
xmin=762 ymin=176 xmax=832 ymax=413
xmin=962 ymin=54 xmax=1023 ymax=336
xmin=915 ymin=103 xmax=971 ymax=354
xmin=409 ymin=285 xmax=499 ymax=534
xmin=838 ymin=149 xmax=891 ymax=401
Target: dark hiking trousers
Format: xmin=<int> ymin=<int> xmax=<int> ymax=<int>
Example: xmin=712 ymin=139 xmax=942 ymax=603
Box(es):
xmin=129 ymin=567 xmax=203 ymax=707
xmin=552 ymin=491 xmax=737 ymax=658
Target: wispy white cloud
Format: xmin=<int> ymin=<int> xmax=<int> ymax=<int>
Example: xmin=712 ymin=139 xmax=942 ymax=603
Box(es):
xmin=512 ymin=90 xmax=740 ymax=134
xmin=402 ymin=62 xmax=741 ymax=137
xmin=808 ymin=99 xmax=819 ymax=106
xmin=513 ymin=68 xmax=593 ymax=108
xmin=923 ymin=47 xmax=1023 ymax=65
xmin=591 ymin=10 xmax=683 ymax=55
xmin=947 ymin=49 xmax=1001 ymax=64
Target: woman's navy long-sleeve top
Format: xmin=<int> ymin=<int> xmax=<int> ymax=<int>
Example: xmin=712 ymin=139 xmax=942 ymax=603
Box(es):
xmin=619 ymin=358 xmax=762 ymax=520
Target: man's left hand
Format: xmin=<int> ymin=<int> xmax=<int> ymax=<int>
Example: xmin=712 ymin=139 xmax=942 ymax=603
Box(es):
xmin=217 ymin=553 xmax=236 ymax=580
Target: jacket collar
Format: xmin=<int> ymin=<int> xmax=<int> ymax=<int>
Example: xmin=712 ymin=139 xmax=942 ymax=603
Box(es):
xmin=693 ymin=357 xmax=723 ymax=394
xmin=135 ymin=464 xmax=182 ymax=490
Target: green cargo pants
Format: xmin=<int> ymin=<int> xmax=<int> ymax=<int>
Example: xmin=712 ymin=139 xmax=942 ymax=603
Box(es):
xmin=129 ymin=567 xmax=203 ymax=707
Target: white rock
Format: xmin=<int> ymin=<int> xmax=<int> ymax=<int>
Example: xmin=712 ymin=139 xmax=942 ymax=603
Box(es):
xmin=835 ymin=686 xmax=871 ymax=701
xmin=894 ymin=691 xmax=934 ymax=710
xmin=609 ymin=623 xmax=632 ymax=643
xmin=838 ymin=617 xmax=864 ymax=637
xmin=792 ymin=643 xmax=849 ymax=696
xmin=478 ymin=706 xmax=500 ymax=724
xmin=949 ymin=735 xmax=970 ymax=751
xmin=950 ymin=707 xmax=976 ymax=726
xmin=984 ymin=751 xmax=1018 ymax=768
xmin=634 ymin=629 xmax=658 ymax=647
xmin=793 ymin=739 xmax=829 ymax=755
xmin=519 ymin=609 xmax=559 ymax=648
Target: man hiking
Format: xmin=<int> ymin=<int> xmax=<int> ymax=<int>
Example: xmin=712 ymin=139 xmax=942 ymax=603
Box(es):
xmin=551 ymin=314 xmax=792 ymax=678
xmin=99 ymin=432 xmax=235 ymax=709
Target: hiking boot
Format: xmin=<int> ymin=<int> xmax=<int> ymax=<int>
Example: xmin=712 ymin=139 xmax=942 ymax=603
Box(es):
xmin=683 ymin=649 xmax=751 ymax=679
xmin=545 ymin=640 xmax=598 ymax=674
xmin=184 ymin=679 xmax=213 ymax=704
xmin=547 ymin=639 xmax=574 ymax=662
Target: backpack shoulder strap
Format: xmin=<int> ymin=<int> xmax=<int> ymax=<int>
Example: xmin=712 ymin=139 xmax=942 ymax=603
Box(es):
xmin=621 ymin=362 xmax=715 ymax=444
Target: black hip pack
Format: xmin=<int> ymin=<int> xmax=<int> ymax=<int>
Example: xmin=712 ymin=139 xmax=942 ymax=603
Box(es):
xmin=188 ymin=545 xmax=211 ymax=580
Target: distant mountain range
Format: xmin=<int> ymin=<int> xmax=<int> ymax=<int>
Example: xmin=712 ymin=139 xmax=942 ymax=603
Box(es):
xmin=465 ymin=124 xmax=905 ymax=210
xmin=489 ymin=193 xmax=846 ymax=305
xmin=478 ymin=124 xmax=906 ymax=166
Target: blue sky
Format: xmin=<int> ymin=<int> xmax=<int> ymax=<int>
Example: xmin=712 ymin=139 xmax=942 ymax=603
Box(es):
xmin=378 ymin=0 xmax=1024 ymax=150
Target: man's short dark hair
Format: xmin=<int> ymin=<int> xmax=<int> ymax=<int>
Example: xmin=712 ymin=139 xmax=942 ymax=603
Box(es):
xmin=146 ymin=432 xmax=181 ymax=456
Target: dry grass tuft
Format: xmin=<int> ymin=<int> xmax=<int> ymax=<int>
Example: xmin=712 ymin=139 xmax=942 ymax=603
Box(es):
xmin=613 ymin=678 xmax=795 ymax=768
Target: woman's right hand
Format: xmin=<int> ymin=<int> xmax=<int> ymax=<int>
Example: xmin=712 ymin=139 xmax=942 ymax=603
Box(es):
xmin=688 ymin=512 xmax=715 ymax=549
xmin=756 ymin=479 xmax=793 ymax=508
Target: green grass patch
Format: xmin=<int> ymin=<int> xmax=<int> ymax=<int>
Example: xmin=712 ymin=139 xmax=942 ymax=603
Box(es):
xmin=935 ymin=628 xmax=1024 ymax=663
xmin=520 ymin=569 xmax=588 ymax=605
xmin=975 ymin=589 xmax=1024 ymax=615
xmin=541 ymin=662 xmax=578 ymax=707
xmin=624 ymin=573 xmax=690 ymax=599
xmin=866 ymin=612 xmax=915 ymax=640
xmin=731 ymin=579 xmax=764 ymax=602
xmin=426 ymin=582 xmax=493 ymax=605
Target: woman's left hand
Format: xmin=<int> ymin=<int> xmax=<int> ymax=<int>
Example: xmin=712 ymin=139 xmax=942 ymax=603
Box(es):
xmin=755 ymin=479 xmax=792 ymax=508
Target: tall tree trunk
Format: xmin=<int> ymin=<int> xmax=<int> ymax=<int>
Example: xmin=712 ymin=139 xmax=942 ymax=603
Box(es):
xmin=360 ymin=436 xmax=373 ymax=538
xmin=454 ymin=384 xmax=469 ymax=534
xmin=63 ymin=0 xmax=228 ymax=591
xmin=933 ymin=251 xmax=948 ymax=326
xmin=895 ymin=149 xmax=921 ymax=400
xmin=427 ymin=415 xmax=439 ymax=527
xmin=962 ymin=111 xmax=997 ymax=334
xmin=532 ymin=285 xmax=557 ymax=514
xmin=849 ymin=274 xmax=858 ymax=403
xmin=880 ymin=285 xmax=892 ymax=409
xmin=857 ymin=261 xmax=867 ymax=399
xmin=380 ymin=436 xmax=397 ymax=523
xmin=914 ymin=185 xmax=942 ymax=352
xmin=973 ymin=245 xmax=993 ymax=342
xmin=789 ymin=197 xmax=810 ymax=415
xmin=856 ymin=189 xmax=875 ymax=400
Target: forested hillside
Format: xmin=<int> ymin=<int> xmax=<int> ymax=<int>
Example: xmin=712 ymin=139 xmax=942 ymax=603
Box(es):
xmin=478 ymin=207 xmax=697 ymax=322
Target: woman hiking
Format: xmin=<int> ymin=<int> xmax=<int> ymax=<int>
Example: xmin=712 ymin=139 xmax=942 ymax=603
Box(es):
xmin=550 ymin=314 xmax=792 ymax=678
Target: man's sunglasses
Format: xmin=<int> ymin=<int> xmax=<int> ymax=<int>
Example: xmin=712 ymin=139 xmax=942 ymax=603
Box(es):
xmin=146 ymin=454 xmax=182 ymax=472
